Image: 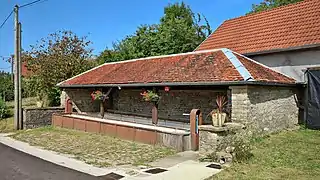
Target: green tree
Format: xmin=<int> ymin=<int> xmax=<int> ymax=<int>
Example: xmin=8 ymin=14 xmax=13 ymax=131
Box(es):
xmin=25 ymin=31 xmax=96 ymax=106
xmin=157 ymin=2 xmax=211 ymax=55
xmin=249 ymin=0 xmax=303 ymax=14
xmin=0 ymin=97 xmax=10 ymax=119
xmin=96 ymin=2 xmax=211 ymax=64
xmin=0 ymin=71 xmax=13 ymax=101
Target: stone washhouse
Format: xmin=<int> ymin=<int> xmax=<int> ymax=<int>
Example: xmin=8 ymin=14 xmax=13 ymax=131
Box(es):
xmin=55 ymin=48 xmax=299 ymax=154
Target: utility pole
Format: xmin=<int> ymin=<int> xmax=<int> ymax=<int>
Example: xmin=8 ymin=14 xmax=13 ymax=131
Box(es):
xmin=11 ymin=55 xmax=14 ymax=83
xmin=18 ymin=22 xmax=22 ymax=130
xmin=14 ymin=5 xmax=21 ymax=130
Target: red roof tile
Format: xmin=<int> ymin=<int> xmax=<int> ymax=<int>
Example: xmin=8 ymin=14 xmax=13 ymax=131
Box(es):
xmin=195 ymin=0 xmax=320 ymax=54
xmin=59 ymin=49 xmax=295 ymax=87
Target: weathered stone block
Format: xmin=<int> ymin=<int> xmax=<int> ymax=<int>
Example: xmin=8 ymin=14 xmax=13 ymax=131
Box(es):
xmin=230 ymin=85 xmax=298 ymax=133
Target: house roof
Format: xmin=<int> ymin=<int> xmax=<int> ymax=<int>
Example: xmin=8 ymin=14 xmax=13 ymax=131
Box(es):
xmin=58 ymin=49 xmax=295 ymax=88
xmin=22 ymin=62 xmax=32 ymax=77
xmin=195 ymin=0 xmax=320 ymax=55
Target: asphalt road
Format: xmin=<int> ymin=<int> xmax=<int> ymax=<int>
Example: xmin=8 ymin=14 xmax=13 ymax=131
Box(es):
xmin=0 ymin=143 xmax=110 ymax=180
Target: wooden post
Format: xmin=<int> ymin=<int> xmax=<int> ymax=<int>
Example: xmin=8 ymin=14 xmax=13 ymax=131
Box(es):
xmin=152 ymin=102 xmax=158 ymax=125
xmin=65 ymin=98 xmax=72 ymax=114
xmin=100 ymin=101 xmax=105 ymax=118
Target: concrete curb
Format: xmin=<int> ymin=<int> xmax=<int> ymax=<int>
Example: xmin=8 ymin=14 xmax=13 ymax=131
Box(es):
xmin=122 ymin=160 xmax=221 ymax=180
xmin=0 ymin=133 xmax=125 ymax=177
xmin=0 ymin=133 xmax=221 ymax=180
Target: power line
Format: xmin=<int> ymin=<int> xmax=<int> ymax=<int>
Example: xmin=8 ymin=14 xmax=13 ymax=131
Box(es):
xmin=20 ymin=0 xmax=48 ymax=8
xmin=0 ymin=10 xmax=13 ymax=29
xmin=0 ymin=0 xmax=48 ymax=29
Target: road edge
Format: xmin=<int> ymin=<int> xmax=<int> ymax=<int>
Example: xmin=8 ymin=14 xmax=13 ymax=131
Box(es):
xmin=0 ymin=133 xmax=125 ymax=177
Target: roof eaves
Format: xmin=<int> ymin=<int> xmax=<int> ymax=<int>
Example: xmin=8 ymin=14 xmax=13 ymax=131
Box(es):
xmin=58 ymin=81 xmax=297 ymax=88
xmin=244 ymin=43 xmax=320 ymax=56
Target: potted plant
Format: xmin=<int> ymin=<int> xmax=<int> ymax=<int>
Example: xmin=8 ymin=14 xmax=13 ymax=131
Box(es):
xmin=91 ymin=90 xmax=108 ymax=118
xmin=210 ymin=95 xmax=228 ymax=127
xmin=140 ymin=90 xmax=160 ymax=125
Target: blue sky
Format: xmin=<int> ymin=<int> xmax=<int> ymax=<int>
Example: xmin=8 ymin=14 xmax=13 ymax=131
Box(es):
xmin=0 ymin=0 xmax=261 ymax=71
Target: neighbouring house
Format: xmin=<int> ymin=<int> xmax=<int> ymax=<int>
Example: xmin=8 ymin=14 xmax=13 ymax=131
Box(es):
xmin=195 ymin=0 xmax=320 ymax=82
xmin=21 ymin=62 xmax=32 ymax=77
xmin=57 ymin=48 xmax=298 ymax=135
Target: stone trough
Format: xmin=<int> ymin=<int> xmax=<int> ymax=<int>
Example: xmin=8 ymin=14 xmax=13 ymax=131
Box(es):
xmin=52 ymin=113 xmax=191 ymax=151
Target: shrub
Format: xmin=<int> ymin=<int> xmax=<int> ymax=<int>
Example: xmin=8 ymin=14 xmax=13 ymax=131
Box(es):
xmin=217 ymin=131 xmax=252 ymax=162
xmin=0 ymin=98 xmax=10 ymax=119
xmin=208 ymin=131 xmax=253 ymax=163
xmin=47 ymin=87 xmax=61 ymax=107
xmin=230 ymin=132 xmax=253 ymax=162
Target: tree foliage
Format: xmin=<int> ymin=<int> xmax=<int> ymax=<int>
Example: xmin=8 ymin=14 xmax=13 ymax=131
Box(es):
xmin=96 ymin=2 xmax=212 ymax=64
xmin=25 ymin=31 xmax=96 ymax=106
xmin=0 ymin=71 xmax=13 ymax=101
xmin=0 ymin=97 xmax=10 ymax=119
xmin=249 ymin=0 xmax=303 ymax=14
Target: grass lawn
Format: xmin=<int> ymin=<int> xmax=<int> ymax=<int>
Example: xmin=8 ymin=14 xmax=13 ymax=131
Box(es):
xmin=213 ymin=129 xmax=320 ymax=180
xmin=0 ymin=117 xmax=15 ymax=133
xmin=11 ymin=126 xmax=176 ymax=167
xmin=6 ymin=97 xmax=37 ymax=109
xmin=0 ymin=97 xmax=37 ymax=133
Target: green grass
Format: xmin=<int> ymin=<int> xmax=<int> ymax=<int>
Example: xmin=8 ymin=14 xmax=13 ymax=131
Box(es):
xmin=0 ymin=117 xmax=15 ymax=133
xmin=11 ymin=126 xmax=176 ymax=167
xmin=0 ymin=97 xmax=37 ymax=133
xmin=213 ymin=129 xmax=320 ymax=180
xmin=6 ymin=97 xmax=37 ymax=109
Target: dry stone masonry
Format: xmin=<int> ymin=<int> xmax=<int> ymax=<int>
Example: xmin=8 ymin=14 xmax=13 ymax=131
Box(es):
xmin=23 ymin=107 xmax=64 ymax=129
xmin=230 ymin=85 xmax=298 ymax=133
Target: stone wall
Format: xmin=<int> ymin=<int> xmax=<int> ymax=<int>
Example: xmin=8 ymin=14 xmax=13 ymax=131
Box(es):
xmin=113 ymin=89 xmax=227 ymax=121
xmin=23 ymin=107 xmax=64 ymax=129
xmin=231 ymin=85 xmax=299 ymax=133
xmin=64 ymin=88 xmax=100 ymax=112
xmin=199 ymin=123 xmax=245 ymax=161
xmin=63 ymin=88 xmax=227 ymax=121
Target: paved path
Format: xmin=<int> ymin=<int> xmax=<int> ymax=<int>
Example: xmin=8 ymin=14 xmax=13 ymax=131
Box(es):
xmin=0 ymin=143 xmax=105 ymax=180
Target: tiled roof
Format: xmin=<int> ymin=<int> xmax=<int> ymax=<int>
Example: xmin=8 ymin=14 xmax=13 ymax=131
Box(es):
xmin=195 ymin=0 xmax=320 ymax=54
xmin=58 ymin=49 xmax=295 ymax=87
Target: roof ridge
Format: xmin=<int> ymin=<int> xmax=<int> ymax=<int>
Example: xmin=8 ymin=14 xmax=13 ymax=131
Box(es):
xmin=221 ymin=48 xmax=253 ymax=81
xmin=224 ymin=0 xmax=311 ymax=23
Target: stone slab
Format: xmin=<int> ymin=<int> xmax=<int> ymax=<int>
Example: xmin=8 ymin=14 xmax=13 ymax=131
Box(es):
xmin=199 ymin=123 xmax=245 ymax=133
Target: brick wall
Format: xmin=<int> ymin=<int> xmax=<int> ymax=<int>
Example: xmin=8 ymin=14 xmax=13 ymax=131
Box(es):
xmin=231 ymin=85 xmax=299 ymax=133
